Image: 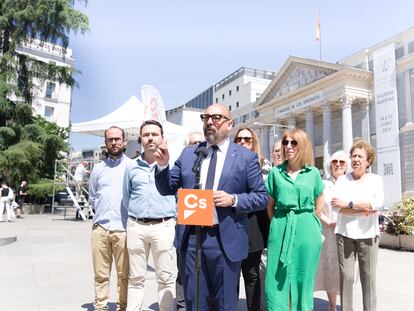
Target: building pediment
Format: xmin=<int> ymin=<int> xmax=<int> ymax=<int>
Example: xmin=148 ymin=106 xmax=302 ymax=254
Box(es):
xmin=258 ymin=56 xmax=343 ymax=104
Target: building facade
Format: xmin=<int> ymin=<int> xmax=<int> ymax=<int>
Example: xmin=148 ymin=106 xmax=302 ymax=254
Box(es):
xmin=166 ymin=67 xmax=276 ymax=128
xmin=240 ymin=27 xmax=414 ymax=208
xmin=16 ymin=39 xmax=74 ymax=128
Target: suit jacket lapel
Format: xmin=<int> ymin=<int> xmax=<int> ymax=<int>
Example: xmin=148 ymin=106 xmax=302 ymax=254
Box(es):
xmin=218 ymin=142 xmax=238 ymax=190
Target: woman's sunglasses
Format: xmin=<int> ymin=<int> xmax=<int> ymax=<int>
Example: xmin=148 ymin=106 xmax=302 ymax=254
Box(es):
xmin=236 ymin=137 xmax=253 ymax=143
xmin=281 ymin=139 xmax=298 ymax=147
xmin=331 ymin=159 xmax=346 ymax=165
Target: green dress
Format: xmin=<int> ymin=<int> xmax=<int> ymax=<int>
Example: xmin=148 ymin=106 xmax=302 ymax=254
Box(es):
xmin=265 ymin=162 xmax=324 ymax=311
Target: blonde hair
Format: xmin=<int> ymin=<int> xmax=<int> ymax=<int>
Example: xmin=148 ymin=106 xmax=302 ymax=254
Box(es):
xmin=234 ymin=127 xmax=265 ymax=166
xmin=281 ymin=128 xmax=314 ymax=168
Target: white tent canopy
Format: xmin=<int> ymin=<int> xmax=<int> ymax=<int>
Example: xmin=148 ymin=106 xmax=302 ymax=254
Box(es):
xmin=72 ymin=95 xmax=188 ymax=161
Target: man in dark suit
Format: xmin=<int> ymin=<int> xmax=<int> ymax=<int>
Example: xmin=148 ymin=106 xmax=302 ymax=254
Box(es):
xmin=154 ymin=103 xmax=268 ymax=311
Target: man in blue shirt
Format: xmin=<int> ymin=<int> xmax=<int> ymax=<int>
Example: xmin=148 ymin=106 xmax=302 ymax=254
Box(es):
xmin=89 ymin=126 xmax=132 ymax=311
xmin=123 ymin=120 xmax=176 ymax=311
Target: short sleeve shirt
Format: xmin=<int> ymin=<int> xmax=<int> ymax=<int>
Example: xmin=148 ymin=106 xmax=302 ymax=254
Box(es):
xmin=265 ymin=161 xmax=324 ymax=212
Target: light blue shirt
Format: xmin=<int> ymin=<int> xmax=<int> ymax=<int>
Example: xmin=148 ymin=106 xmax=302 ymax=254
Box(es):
xmin=123 ymin=154 xmax=176 ymax=219
xmin=89 ymin=154 xmax=132 ymax=231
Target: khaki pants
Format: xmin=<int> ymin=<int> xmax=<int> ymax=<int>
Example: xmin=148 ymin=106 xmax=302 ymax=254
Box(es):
xmin=92 ymin=225 xmax=129 ymax=311
xmin=126 ymin=217 xmax=176 ymax=311
xmin=336 ymin=234 xmax=378 ymax=311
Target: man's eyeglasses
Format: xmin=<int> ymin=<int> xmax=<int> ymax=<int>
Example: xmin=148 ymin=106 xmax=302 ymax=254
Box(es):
xmin=106 ymin=137 xmax=123 ymax=144
xmin=331 ymin=159 xmax=346 ymax=165
xmin=282 ymin=139 xmax=298 ymax=147
xmin=200 ymin=114 xmax=229 ymax=122
xmin=235 ymin=137 xmax=253 ymax=143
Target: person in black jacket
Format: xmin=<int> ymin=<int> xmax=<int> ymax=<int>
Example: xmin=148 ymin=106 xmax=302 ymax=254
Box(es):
xmin=234 ymin=127 xmax=271 ymax=311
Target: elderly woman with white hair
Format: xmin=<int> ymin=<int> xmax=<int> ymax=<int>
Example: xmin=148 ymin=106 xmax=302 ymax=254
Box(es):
xmin=314 ymin=150 xmax=349 ymax=311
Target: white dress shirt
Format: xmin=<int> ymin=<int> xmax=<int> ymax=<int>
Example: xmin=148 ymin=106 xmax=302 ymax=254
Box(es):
xmin=200 ymin=138 xmax=230 ymax=224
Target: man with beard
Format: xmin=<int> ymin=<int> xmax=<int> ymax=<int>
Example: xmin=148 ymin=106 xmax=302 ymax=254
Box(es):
xmin=123 ymin=120 xmax=176 ymax=311
xmin=89 ymin=126 xmax=131 ymax=311
xmin=154 ymin=104 xmax=268 ymax=311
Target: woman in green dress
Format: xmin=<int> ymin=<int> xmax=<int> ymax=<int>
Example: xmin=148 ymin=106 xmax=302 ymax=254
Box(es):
xmin=265 ymin=128 xmax=332 ymax=311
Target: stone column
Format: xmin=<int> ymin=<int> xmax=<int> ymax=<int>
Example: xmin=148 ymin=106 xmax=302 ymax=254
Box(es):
xmin=340 ymin=96 xmax=353 ymax=154
xmin=360 ymin=99 xmax=371 ymax=143
xmin=262 ymin=126 xmax=271 ymax=160
xmin=305 ymin=108 xmax=314 ymax=145
xmin=287 ymin=115 xmax=296 ymax=128
xmin=322 ymin=101 xmax=332 ymax=169
xmin=404 ymin=70 xmax=413 ymax=126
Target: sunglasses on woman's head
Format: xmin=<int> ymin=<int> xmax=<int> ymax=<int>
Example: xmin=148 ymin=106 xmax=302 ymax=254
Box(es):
xmin=236 ymin=137 xmax=253 ymax=143
xmin=282 ymin=139 xmax=298 ymax=147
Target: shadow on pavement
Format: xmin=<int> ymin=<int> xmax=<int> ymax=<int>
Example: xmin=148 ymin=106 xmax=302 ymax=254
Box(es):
xmin=81 ymin=302 xmax=118 ymax=310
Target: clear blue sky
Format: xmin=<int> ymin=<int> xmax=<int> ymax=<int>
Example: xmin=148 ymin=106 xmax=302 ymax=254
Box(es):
xmin=69 ymin=0 xmax=414 ymax=150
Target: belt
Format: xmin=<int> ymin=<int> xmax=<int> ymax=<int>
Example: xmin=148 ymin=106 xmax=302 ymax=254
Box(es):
xmin=129 ymin=215 xmax=173 ymax=223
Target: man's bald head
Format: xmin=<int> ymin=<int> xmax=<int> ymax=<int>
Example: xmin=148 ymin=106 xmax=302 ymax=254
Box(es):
xmin=205 ymin=103 xmax=232 ymax=120
xmin=202 ymin=103 xmax=233 ymax=145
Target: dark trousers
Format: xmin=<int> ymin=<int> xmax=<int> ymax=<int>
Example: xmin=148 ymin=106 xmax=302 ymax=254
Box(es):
xmin=181 ymin=227 xmax=242 ymax=311
xmin=241 ymin=250 xmax=263 ymax=311
xmin=176 ymin=249 xmax=186 ymax=310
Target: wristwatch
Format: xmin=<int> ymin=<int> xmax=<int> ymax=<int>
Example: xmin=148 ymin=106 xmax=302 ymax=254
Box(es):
xmin=230 ymin=194 xmax=236 ymax=206
xmin=348 ymin=201 xmax=354 ymax=209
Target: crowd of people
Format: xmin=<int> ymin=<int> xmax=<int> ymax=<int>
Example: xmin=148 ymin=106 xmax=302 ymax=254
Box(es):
xmin=66 ymin=102 xmax=383 ymax=311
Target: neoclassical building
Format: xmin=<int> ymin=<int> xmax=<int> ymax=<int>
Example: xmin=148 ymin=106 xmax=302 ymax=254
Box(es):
xmin=234 ymin=26 xmax=414 ymax=207
xmin=255 ymin=56 xmax=372 ymax=170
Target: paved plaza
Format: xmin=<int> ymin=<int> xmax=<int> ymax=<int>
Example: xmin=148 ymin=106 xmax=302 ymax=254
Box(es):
xmin=0 ymin=214 xmax=413 ymax=311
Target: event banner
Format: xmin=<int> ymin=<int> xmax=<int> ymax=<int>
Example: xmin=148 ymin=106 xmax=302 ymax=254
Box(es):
xmin=373 ymin=43 xmax=402 ymax=208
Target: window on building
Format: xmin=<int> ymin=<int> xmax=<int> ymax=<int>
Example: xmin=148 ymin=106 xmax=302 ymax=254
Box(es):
xmin=229 ymin=105 xmax=232 ymax=111
xmin=408 ymin=41 xmax=414 ymax=54
xmin=395 ymin=46 xmax=404 ymax=59
xmin=256 ymin=92 xmax=262 ymax=100
xmin=236 ymin=85 xmax=239 ymax=92
xmin=215 ymin=97 xmax=218 ymax=103
xmin=222 ymin=94 xmax=225 ymax=100
xmin=45 ymin=82 xmax=56 ymax=98
xmin=236 ymin=101 xmax=239 ymax=108
xmin=44 ymin=106 xmax=54 ymax=121
xmin=229 ymin=90 xmax=232 ymax=96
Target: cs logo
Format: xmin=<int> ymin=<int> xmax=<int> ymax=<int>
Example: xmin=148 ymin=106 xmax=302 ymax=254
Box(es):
xmin=178 ymin=189 xmax=213 ymax=226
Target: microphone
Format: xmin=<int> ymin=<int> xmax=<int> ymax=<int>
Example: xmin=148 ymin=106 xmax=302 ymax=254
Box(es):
xmin=192 ymin=147 xmax=209 ymax=173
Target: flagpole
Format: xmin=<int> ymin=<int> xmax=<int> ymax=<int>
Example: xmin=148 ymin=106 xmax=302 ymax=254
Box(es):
xmin=319 ymin=28 xmax=322 ymax=61
xmin=316 ymin=12 xmax=322 ymax=60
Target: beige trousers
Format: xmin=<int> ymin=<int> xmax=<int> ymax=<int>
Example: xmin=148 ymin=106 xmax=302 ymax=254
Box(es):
xmin=126 ymin=217 xmax=176 ymax=311
xmin=336 ymin=234 xmax=378 ymax=311
xmin=92 ymin=225 xmax=129 ymax=311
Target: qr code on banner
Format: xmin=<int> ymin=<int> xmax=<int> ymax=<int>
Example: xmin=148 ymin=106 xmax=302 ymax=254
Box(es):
xmin=383 ymin=162 xmax=393 ymax=176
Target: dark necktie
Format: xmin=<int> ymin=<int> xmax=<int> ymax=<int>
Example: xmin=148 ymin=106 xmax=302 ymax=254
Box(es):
xmin=205 ymin=145 xmax=218 ymax=189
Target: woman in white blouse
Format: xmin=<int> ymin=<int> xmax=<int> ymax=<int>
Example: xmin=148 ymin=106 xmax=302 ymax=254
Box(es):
xmin=314 ymin=150 xmax=349 ymax=311
xmin=331 ymin=140 xmax=384 ymax=311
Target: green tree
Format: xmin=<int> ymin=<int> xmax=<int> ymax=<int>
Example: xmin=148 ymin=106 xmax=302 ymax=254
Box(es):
xmin=0 ymin=0 xmax=89 ymax=187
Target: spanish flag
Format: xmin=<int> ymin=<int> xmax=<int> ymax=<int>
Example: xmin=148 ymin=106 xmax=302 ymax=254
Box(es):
xmin=316 ymin=13 xmax=321 ymax=41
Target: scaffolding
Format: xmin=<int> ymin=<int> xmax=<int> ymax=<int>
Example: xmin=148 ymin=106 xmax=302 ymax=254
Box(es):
xmin=52 ymin=157 xmax=94 ymax=221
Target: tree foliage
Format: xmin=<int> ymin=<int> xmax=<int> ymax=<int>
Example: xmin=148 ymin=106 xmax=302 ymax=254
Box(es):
xmin=0 ymin=0 xmax=89 ymax=105
xmin=0 ymin=1 xmax=89 ymax=188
